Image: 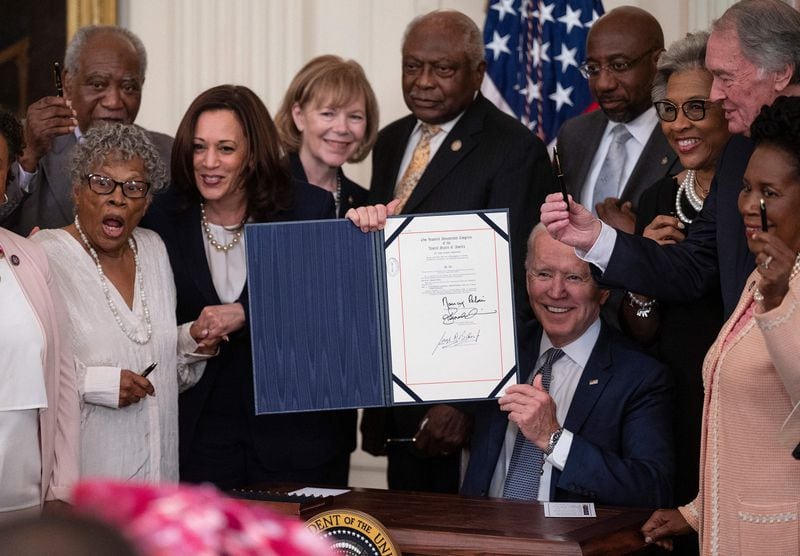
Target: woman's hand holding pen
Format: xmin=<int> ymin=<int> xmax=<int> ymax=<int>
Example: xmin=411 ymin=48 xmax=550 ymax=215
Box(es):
xmin=119 ymin=369 xmax=154 ymax=408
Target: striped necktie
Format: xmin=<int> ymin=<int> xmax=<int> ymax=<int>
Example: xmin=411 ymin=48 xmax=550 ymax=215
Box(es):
xmin=502 ymin=347 xmax=565 ymax=500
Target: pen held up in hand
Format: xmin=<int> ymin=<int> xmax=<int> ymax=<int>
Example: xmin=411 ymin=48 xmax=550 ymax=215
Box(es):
xmin=53 ymin=62 xmax=64 ymax=97
xmin=552 ymin=147 xmax=570 ymax=209
xmin=760 ymin=198 xmax=768 ymax=232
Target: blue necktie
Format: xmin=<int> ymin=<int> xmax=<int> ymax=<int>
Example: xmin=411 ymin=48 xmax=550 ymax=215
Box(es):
xmin=502 ymin=348 xmax=565 ymax=500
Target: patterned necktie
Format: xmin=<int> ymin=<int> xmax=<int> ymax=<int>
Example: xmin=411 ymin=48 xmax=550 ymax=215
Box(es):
xmin=394 ymin=123 xmax=441 ymax=212
xmin=502 ymin=347 xmax=565 ymax=500
xmin=592 ymin=124 xmax=632 ymax=213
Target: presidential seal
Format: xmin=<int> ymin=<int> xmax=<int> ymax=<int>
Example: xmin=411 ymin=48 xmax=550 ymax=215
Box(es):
xmin=306 ymin=509 xmax=400 ymax=556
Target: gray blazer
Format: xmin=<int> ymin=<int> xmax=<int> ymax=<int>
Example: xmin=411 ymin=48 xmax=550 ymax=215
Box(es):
xmin=556 ymin=109 xmax=679 ymax=209
xmin=2 ymin=127 xmax=173 ymax=235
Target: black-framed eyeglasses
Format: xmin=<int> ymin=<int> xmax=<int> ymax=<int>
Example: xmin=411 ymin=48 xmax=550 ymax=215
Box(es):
xmin=578 ymin=49 xmax=658 ymax=79
xmin=653 ymin=99 xmax=714 ymax=122
xmin=85 ymin=173 xmax=150 ymax=199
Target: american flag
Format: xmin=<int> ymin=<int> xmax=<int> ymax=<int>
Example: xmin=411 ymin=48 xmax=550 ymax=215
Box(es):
xmin=482 ymin=0 xmax=604 ymax=145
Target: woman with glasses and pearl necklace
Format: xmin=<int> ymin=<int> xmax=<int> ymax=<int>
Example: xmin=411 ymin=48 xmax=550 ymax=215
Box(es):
xmin=616 ymin=34 xmax=731 ymax=550
xmin=32 ymin=124 xmax=214 ymax=483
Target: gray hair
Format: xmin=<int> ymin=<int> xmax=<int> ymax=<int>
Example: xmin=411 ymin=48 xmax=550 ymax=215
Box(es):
xmin=525 ymin=223 xmax=549 ymax=270
xmin=71 ymin=124 xmax=167 ymax=192
xmin=64 ymin=25 xmax=147 ymax=82
xmin=712 ymin=0 xmax=800 ymax=85
xmin=652 ymin=31 xmax=710 ymax=102
xmin=403 ymin=10 xmax=485 ymax=70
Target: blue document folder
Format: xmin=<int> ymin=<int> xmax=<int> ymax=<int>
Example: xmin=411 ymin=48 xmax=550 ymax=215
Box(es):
xmin=246 ymin=211 xmax=518 ymax=414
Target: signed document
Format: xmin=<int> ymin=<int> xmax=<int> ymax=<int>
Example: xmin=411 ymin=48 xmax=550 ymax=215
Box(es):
xmin=385 ymin=211 xmax=517 ymax=403
xmin=246 ymin=210 xmax=518 ymax=415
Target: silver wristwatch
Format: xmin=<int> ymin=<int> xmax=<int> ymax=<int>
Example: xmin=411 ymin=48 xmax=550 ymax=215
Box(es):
xmin=543 ymin=427 xmax=564 ymax=456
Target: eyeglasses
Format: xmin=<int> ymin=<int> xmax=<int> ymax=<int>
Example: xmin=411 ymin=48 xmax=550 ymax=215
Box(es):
xmin=653 ymin=99 xmax=714 ymax=122
xmin=578 ymin=49 xmax=658 ymax=79
xmin=85 ymin=173 xmax=150 ymax=199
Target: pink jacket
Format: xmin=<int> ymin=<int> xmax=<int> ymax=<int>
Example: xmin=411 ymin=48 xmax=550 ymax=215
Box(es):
xmin=0 ymin=228 xmax=79 ymax=504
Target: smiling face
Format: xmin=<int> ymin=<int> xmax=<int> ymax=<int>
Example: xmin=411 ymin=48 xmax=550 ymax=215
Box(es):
xmin=64 ymin=31 xmax=142 ymax=132
xmin=659 ymin=68 xmax=730 ymax=173
xmin=192 ymin=109 xmax=249 ymax=207
xmin=292 ymin=94 xmax=367 ymax=171
xmin=401 ymin=17 xmax=484 ymax=124
xmin=739 ymin=144 xmax=800 ymax=254
xmin=73 ymin=155 xmax=149 ymax=256
xmin=526 ymin=231 xmax=609 ymax=347
xmin=706 ymin=29 xmax=787 ymax=136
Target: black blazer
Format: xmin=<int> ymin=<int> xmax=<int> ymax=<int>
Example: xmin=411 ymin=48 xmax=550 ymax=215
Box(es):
xmin=369 ymin=93 xmax=556 ymax=321
xmin=556 ymin=109 xmax=679 ymax=209
xmin=289 ymin=152 xmax=368 ymax=218
xmin=598 ymin=135 xmax=756 ymax=319
xmin=461 ymin=321 xmax=674 ymax=508
xmin=142 ymin=181 xmax=357 ymax=475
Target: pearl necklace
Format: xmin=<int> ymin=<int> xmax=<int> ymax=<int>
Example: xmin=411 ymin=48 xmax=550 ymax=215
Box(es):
xmin=74 ymin=215 xmax=152 ymax=345
xmin=200 ymin=203 xmax=245 ymax=252
xmin=333 ymin=173 xmax=342 ymax=216
xmin=675 ymin=170 xmax=705 ymax=225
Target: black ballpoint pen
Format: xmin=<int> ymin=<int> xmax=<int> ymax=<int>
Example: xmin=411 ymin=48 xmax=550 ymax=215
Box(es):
xmin=140 ymin=362 xmax=158 ymax=378
xmin=53 ymin=62 xmax=63 ymax=97
xmin=552 ymin=147 xmax=570 ymax=208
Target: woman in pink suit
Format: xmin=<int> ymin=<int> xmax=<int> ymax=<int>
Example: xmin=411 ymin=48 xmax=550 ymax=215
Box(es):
xmin=0 ymin=108 xmax=79 ymax=521
xmin=642 ymin=96 xmax=800 ymax=554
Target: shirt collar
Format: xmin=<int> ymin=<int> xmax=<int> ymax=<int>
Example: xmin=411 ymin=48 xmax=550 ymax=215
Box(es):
xmin=603 ymin=106 xmax=658 ymax=146
xmin=539 ymin=318 xmax=602 ymax=369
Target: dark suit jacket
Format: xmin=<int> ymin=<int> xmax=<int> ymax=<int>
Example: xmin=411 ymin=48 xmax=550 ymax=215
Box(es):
xmin=556 ymin=109 xmax=679 ymax=208
xmin=461 ymin=320 xmax=674 ymax=508
xmin=289 ymin=152 xmax=368 ymax=218
xmin=598 ymin=135 xmax=755 ymax=319
xmin=369 ymin=93 xmax=555 ymax=319
xmin=2 ymin=127 xmax=173 ymax=236
xmin=141 ymin=181 xmax=357 ymax=477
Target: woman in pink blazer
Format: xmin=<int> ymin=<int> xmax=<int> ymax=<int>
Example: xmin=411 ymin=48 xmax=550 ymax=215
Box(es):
xmin=0 ymin=108 xmax=79 ymax=520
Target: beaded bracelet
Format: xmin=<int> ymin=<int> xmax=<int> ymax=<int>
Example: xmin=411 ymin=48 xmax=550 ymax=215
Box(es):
xmin=626 ymin=291 xmax=657 ymax=318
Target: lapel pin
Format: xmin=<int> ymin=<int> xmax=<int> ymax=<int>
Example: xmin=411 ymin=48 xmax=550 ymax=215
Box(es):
xmin=589 ymin=378 xmax=599 ymax=385
xmin=451 ymin=139 xmax=462 ymax=152
xmin=660 ymin=156 xmax=668 ymax=165
xmin=347 ymin=195 xmax=354 ymax=204
xmin=10 ymin=254 xmax=20 ymax=266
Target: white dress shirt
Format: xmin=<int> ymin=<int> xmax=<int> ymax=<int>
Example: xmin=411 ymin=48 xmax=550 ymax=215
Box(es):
xmin=487 ymin=319 xmax=602 ymax=500
xmin=580 ymin=107 xmax=659 ymax=209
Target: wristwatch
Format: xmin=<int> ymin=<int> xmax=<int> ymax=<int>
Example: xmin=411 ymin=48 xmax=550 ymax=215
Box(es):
xmin=543 ymin=427 xmax=564 ymax=456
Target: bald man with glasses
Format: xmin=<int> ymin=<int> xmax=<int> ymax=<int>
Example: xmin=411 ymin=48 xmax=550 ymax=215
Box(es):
xmin=556 ymin=6 xmax=679 ymax=233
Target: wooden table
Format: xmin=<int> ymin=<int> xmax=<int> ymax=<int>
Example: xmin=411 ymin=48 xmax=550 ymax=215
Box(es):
xmin=298 ymin=487 xmax=660 ymax=555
